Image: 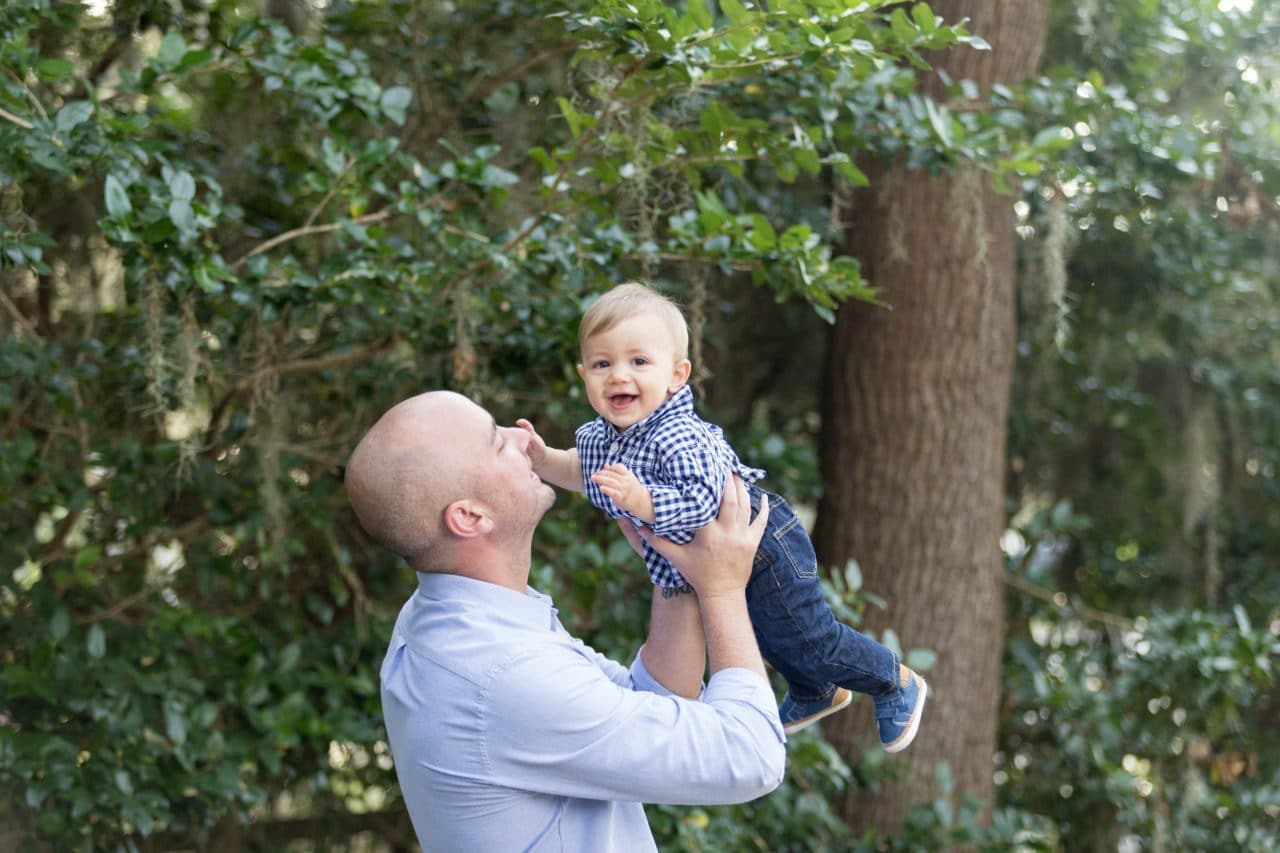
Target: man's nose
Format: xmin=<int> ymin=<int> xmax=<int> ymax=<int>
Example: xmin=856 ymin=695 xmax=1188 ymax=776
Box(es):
xmin=506 ymin=426 xmax=531 ymax=452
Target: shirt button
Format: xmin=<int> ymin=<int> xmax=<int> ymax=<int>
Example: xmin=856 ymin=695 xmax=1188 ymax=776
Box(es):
xmin=609 ymin=441 xmax=619 ymax=453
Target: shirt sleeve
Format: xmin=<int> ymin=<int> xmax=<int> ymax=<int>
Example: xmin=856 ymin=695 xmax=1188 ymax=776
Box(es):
xmin=645 ymin=442 xmax=729 ymax=539
xmin=482 ymin=643 xmax=786 ymax=806
xmin=558 ymin=626 xmax=643 ymax=690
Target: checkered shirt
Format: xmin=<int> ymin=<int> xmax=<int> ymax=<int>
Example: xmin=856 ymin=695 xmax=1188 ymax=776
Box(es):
xmin=575 ymin=385 xmax=766 ymax=588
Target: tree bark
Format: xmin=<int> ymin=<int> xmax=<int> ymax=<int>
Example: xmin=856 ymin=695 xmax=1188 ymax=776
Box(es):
xmin=813 ymin=0 xmax=1047 ymax=836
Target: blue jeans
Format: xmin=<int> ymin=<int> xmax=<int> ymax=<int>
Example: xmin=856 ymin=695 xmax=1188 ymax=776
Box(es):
xmin=747 ymin=485 xmax=899 ymax=714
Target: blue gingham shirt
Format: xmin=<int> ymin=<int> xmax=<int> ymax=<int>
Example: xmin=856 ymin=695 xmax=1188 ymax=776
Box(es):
xmin=576 ymin=385 xmax=766 ymax=588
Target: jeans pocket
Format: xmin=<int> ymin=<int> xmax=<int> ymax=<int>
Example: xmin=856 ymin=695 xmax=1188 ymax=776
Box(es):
xmin=759 ymin=506 xmax=818 ymax=581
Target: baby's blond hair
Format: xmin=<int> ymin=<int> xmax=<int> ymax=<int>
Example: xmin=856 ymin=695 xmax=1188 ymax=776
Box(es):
xmin=579 ymin=282 xmax=690 ymax=360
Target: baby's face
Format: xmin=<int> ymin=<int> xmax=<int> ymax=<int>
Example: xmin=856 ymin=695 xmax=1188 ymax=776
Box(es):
xmin=578 ymin=312 xmax=690 ymax=430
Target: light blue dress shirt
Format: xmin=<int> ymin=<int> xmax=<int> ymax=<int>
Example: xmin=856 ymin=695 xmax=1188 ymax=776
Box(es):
xmin=380 ymin=572 xmax=786 ymax=853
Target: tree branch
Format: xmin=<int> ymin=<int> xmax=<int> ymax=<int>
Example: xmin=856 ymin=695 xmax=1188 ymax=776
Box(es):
xmin=0 ymin=282 xmax=41 ymax=337
xmin=233 ymin=210 xmax=391 ymax=268
xmin=0 ymin=105 xmax=34 ymax=129
xmin=1004 ymin=570 xmax=1134 ymax=630
xmin=433 ymin=56 xmax=649 ymax=306
xmin=467 ymin=40 xmax=577 ymax=102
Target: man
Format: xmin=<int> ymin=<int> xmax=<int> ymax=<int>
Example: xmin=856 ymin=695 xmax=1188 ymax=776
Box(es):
xmin=344 ymin=390 xmax=786 ymax=852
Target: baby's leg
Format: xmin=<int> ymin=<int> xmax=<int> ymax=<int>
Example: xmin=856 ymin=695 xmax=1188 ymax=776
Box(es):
xmin=746 ymin=496 xmax=899 ymax=697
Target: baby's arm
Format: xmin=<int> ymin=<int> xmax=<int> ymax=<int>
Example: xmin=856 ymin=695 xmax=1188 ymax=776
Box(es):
xmin=591 ymin=464 xmax=656 ymax=523
xmin=516 ymin=419 xmax=584 ymax=493
xmin=640 ymin=444 xmax=729 ymax=539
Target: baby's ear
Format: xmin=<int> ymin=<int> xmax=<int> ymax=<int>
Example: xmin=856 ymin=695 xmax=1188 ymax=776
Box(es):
xmin=669 ymin=358 xmax=691 ymax=392
xmin=576 ymin=363 xmax=586 ymax=381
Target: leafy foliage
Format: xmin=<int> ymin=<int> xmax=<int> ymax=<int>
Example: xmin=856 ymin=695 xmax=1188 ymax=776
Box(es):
xmin=0 ymin=0 xmax=993 ymax=848
xmin=1001 ymin=0 xmax=1280 ymax=848
xmin=3 ymin=0 xmax=1276 ymax=849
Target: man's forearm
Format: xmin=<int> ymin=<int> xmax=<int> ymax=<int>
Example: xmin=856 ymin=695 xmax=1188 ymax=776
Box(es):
xmin=698 ymin=592 xmax=768 ymax=683
xmin=639 ymin=586 xmax=705 ymax=698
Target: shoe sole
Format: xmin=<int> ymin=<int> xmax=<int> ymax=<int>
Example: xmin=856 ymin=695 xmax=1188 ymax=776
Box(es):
xmin=883 ymin=675 xmax=927 ymax=753
xmin=783 ymin=688 xmax=854 ymax=735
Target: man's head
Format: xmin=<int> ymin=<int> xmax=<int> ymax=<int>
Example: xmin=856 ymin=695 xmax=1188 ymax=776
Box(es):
xmin=577 ymin=282 xmax=692 ymax=430
xmin=345 ymin=391 xmax=554 ymax=576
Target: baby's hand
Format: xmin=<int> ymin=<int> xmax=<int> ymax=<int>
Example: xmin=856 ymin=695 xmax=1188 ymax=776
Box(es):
xmin=591 ymin=463 xmax=655 ymax=522
xmin=515 ymin=418 xmax=548 ymax=469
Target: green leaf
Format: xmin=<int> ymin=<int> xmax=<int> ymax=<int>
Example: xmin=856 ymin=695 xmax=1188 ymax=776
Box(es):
xmin=833 ymin=159 xmax=869 ymax=187
xmin=279 ymin=642 xmax=302 ymax=671
xmin=890 ymin=7 xmax=918 ymax=43
xmin=156 ymin=32 xmax=186 ymax=67
xmin=168 ymin=199 xmax=196 ymax=236
xmin=1233 ymin=604 xmax=1251 ymax=634
xmin=881 ymin=627 xmax=902 ymax=656
xmin=1032 ymin=125 xmax=1073 ymax=152
xmin=50 ymin=607 xmax=70 ymax=641
xmin=925 ymin=98 xmax=952 ymax=146
xmin=380 ymin=85 xmax=412 ymax=125
xmin=104 ymin=175 xmax=131 ymax=218
xmin=720 ymin=0 xmax=749 ymax=24
xmin=177 ymin=47 xmax=214 ymax=72
xmin=687 ymin=1 xmax=713 ymax=30
xmin=86 ymin=624 xmax=105 ymax=658
xmin=74 ymin=544 xmax=102 ymax=572
xmin=168 ymin=170 xmax=196 ymax=202
xmin=957 ymin=33 xmax=991 ymax=50
xmin=748 ymin=215 xmax=777 ymax=251
xmin=911 ymin=3 xmax=937 ymax=33
xmin=794 ymin=147 xmax=821 ymax=175
xmin=165 ymin=703 xmax=188 ymax=745
xmin=36 ymin=58 xmax=75 ymax=81
xmin=557 ymin=97 xmax=582 ymax=138
xmin=55 ymin=100 xmax=93 ymax=133
xmin=906 ymin=648 xmax=937 ymax=671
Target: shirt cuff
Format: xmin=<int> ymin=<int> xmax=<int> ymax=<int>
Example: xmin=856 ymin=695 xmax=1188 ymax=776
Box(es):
xmin=703 ymin=668 xmax=787 ymax=741
xmin=629 ymin=644 xmax=701 ymax=697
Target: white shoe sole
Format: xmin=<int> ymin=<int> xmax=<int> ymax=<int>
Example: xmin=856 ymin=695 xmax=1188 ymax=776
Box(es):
xmin=783 ymin=688 xmax=854 ymax=735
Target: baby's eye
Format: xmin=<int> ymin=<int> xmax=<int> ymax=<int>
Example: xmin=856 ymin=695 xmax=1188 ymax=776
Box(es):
xmin=592 ymin=359 xmax=610 ymax=370
xmin=632 ymin=357 xmax=649 ymax=366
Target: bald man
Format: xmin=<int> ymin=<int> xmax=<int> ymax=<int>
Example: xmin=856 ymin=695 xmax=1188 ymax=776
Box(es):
xmin=345 ymin=391 xmax=785 ymax=852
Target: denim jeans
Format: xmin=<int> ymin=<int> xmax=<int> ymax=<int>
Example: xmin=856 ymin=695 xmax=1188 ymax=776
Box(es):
xmin=747 ymin=485 xmax=899 ymax=714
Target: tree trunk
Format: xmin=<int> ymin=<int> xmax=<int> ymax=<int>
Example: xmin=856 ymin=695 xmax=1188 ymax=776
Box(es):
xmin=813 ymin=0 xmax=1047 ymax=837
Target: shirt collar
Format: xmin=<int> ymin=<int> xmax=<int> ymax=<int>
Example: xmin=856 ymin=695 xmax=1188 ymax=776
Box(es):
xmin=416 ymin=571 xmax=557 ymax=630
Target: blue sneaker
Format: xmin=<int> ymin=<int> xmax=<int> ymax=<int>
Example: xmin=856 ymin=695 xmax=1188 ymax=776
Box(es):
xmin=780 ymin=687 xmax=853 ymax=735
xmin=874 ymin=669 xmax=927 ymax=752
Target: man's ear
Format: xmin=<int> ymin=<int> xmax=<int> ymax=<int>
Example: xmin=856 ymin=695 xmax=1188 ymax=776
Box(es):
xmin=442 ymin=498 xmax=494 ymax=539
xmin=669 ymin=358 xmax=691 ymax=393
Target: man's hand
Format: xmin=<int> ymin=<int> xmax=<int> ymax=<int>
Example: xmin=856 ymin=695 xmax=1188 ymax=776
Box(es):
xmin=591 ymin=463 xmax=656 ymax=522
xmin=642 ymin=475 xmax=770 ymax=682
xmin=641 ymin=475 xmax=768 ymax=599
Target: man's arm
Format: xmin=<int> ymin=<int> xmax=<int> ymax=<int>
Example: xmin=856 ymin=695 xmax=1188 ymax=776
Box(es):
xmin=642 ymin=475 xmax=769 ymax=682
xmin=638 ymin=586 xmax=704 ymax=698
xmin=612 ymin=518 xmax=706 ymax=697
